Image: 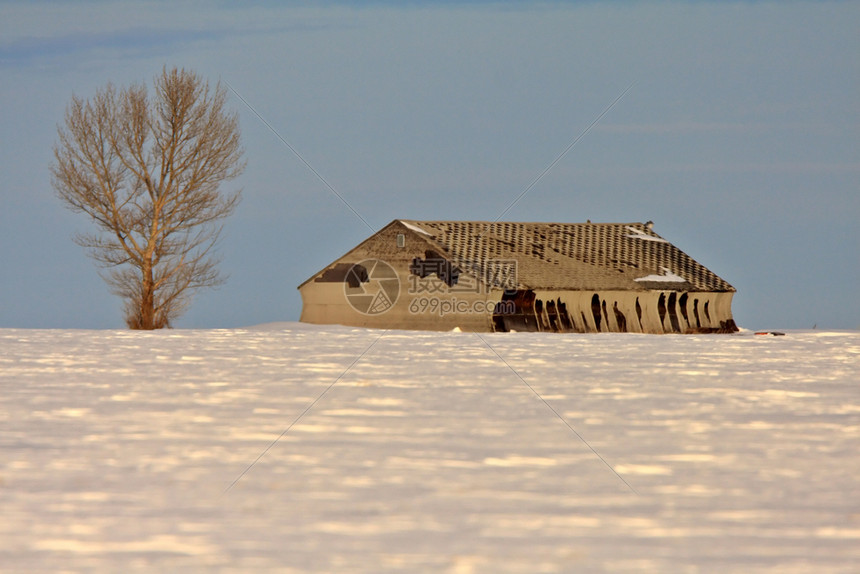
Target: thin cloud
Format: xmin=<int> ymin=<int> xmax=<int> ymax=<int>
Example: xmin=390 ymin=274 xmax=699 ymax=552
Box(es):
xmin=0 ymin=28 xmax=219 ymax=66
xmin=0 ymin=22 xmax=334 ymax=68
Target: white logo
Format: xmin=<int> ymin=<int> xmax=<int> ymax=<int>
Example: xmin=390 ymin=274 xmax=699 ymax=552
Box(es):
xmin=343 ymin=259 xmax=400 ymax=315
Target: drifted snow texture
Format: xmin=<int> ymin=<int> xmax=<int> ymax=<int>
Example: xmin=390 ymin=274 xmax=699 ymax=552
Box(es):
xmin=1 ymin=325 xmax=858 ymax=573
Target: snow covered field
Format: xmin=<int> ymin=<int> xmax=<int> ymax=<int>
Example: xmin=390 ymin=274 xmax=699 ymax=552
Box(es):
xmin=1 ymin=324 xmax=858 ymax=573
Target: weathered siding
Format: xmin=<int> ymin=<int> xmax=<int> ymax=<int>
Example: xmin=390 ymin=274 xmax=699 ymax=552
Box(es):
xmin=299 ymin=281 xmax=494 ymax=332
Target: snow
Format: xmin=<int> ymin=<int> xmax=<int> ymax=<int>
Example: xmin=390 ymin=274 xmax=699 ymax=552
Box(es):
xmin=2 ymin=325 xmax=859 ymax=573
xmin=399 ymin=220 xmax=433 ymax=237
xmin=625 ymin=226 xmax=669 ymax=243
xmin=634 ymin=267 xmax=688 ymax=283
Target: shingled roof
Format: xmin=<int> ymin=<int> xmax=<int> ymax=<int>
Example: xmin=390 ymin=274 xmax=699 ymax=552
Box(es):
xmin=398 ymin=220 xmax=735 ymax=293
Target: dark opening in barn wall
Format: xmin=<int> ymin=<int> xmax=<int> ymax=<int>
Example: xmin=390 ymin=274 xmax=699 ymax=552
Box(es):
xmin=613 ymin=302 xmax=627 ymax=332
xmin=704 ymin=301 xmax=711 ymax=323
xmin=693 ymin=298 xmax=701 ymax=328
xmin=493 ymin=289 xmax=539 ymax=333
xmin=546 ymin=300 xmax=560 ymax=331
xmin=346 ymin=264 xmax=368 ymax=288
xmin=535 ymin=299 xmax=549 ymax=331
xmin=492 ymin=303 xmax=507 ymax=332
xmin=316 ymin=262 xmax=367 ymax=286
xmin=667 ymin=292 xmax=681 ymax=332
xmin=658 ymin=293 xmax=667 ymax=327
xmin=635 ymin=297 xmax=643 ymax=331
xmin=409 ymin=250 xmax=460 ymax=287
xmin=591 ymin=294 xmax=602 ymax=332
xmin=679 ymin=292 xmax=689 ymax=325
xmin=557 ymin=300 xmax=574 ymax=331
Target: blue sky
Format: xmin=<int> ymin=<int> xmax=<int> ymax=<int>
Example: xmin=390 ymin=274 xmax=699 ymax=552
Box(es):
xmin=1 ymin=1 xmax=858 ymax=330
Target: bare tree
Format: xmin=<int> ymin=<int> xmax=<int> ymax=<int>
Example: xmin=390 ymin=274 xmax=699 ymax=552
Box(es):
xmin=52 ymin=67 xmax=245 ymax=329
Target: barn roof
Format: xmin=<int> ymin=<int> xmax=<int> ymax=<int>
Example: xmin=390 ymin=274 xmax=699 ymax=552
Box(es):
xmin=396 ymin=220 xmax=735 ymax=292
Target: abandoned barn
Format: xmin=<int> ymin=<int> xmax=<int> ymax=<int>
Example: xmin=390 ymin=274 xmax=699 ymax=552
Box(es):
xmin=298 ymin=219 xmax=739 ymax=334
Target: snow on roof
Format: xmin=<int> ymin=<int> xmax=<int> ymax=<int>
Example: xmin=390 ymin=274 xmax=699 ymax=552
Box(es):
xmin=634 ymin=267 xmax=687 ymax=283
xmin=398 ymin=220 xmax=432 ymax=237
xmin=625 ymin=225 xmax=669 ymax=243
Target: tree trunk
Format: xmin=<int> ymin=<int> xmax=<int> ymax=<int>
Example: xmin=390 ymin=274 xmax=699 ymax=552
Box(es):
xmin=133 ymin=262 xmax=157 ymax=330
